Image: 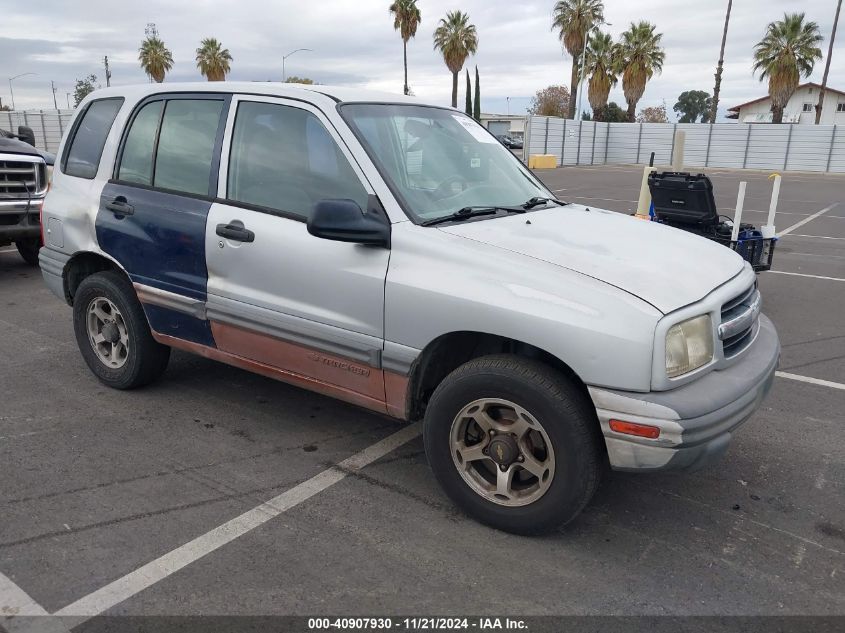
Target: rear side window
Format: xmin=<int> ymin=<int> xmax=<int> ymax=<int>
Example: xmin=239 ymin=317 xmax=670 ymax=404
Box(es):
xmin=117 ymin=100 xmax=163 ymax=185
xmin=226 ymin=101 xmax=368 ymax=218
xmin=63 ymin=98 xmax=123 ymax=179
xmin=154 ymin=100 xmax=224 ymax=196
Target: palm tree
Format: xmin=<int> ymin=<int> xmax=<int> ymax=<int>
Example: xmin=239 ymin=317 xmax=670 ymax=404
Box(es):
xmin=615 ymin=21 xmax=666 ymax=122
xmin=196 ymin=38 xmax=233 ymax=82
xmin=139 ymin=36 xmax=174 ymax=83
xmin=710 ymin=0 xmax=733 ymax=123
xmin=584 ymin=31 xmax=616 ymax=121
xmin=433 ymin=10 xmax=478 ymax=108
xmin=551 ymin=0 xmax=604 ymax=119
xmin=753 ymin=13 xmax=823 ymax=124
xmin=389 ymin=0 xmax=421 ymax=96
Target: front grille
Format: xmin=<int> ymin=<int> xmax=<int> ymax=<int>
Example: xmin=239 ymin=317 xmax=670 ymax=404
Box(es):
xmin=0 ymin=160 xmax=43 ymax=198
xmin=720 ymin=282 xmax=759 ymax=358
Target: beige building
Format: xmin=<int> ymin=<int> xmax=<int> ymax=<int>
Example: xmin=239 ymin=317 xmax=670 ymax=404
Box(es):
xmin=726 ymin=83 xmax=845 ymax=124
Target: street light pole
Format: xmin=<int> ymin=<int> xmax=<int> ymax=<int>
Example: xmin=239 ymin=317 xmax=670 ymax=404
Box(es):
xmin=8 ymin=72 xmax=37 ymax=111
xmin=282 ymin=48 xmax=313 ymax=82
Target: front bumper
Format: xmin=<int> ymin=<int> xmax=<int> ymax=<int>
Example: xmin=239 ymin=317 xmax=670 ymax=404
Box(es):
xmin=0 ymin=199 xmax=42 ymax=243
xmin=589 ymin=314 xmax=780 ymax=472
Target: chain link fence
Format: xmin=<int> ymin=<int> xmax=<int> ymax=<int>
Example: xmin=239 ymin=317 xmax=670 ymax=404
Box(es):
xmin=525 ymin=117 xmax=845 ymax=173
xmin=2 ymin=109 xmax=76 ymax=154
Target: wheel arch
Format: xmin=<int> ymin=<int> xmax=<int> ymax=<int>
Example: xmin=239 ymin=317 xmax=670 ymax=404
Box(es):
xmin=63 ymin=251 xmax=129 ymax=305
xmin=405 ymin=330 xmax=594 ymax=424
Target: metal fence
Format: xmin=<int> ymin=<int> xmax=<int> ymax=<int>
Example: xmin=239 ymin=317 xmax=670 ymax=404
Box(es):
xmin=525 ymin=117 xmax=845 ymax=173
xmin=2 ymin=109 xmax=75 ymax=154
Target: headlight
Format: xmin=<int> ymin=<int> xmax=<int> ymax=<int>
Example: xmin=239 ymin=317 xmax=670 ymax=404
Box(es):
xmin=665 ymin=315 xmax=714 ymax=378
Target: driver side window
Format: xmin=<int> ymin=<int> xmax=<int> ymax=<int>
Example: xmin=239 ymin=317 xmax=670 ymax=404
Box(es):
xmin=226 ymin=101 xmax=369 ymax=219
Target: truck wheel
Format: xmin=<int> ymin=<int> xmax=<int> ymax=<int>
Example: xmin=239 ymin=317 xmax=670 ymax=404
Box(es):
xmin=73 ymin=271 xmax=170 ymax=389
xmin=424 ymin=355 xmax=602 ymax=535
xmin=16 ymin=238 xmax=40 ymax=266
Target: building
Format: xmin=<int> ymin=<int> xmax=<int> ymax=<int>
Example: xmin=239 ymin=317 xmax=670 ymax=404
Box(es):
xmin=726 ymin=83 xmax=845 ymax=124
xmin=480 ymin=114 xmax=525 ymax=140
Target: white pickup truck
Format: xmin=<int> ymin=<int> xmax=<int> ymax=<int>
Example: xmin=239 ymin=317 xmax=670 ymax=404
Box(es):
xmin=39 ymin=83 xmax=780 ymax=534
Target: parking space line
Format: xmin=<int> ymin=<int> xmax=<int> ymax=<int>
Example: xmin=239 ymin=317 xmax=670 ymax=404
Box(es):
xmin=767 ymin=271 xmax=845 ymax=282
xmin=784 ymin=234 xmax=845 ymax=240
xmin=53 ymin=422 xmax=421 ymax=620
xmin=0 ymin=571 xmax=71 ymax=632
xmin=778 ymin=204 xmax=839 ymax=237
xmin=776 ymin=372 xmax=845 ymax=392
xmin=0 ymin=247 xmax=17 ymax=254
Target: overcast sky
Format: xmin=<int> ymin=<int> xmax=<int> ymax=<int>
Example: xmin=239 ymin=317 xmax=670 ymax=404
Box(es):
xmin=1 ymin=0 xmax=842 ymax=120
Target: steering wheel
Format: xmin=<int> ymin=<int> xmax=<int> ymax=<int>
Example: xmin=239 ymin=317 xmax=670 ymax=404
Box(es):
xmin=432 ymin=175 xmax=470 ymax=201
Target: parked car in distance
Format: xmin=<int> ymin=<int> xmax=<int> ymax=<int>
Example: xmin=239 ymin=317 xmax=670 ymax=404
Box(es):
xmin=495 ymin=134 xmax=523 ymax=149
xmin=39 ymin=83 xmax=780 ymax=534
xmin=0 ymin=127 xmax=48 ymax=265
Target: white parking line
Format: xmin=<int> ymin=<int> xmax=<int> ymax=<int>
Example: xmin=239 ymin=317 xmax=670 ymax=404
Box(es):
xmin=784 ymin=234 xmax=845 ymax=240
xmin=0 ymin=247 xmax=17 ymax=253
xmin=767 ymin=271 xmax=845 ymax=282
xmin=778 ymin=204 xmax=839 ymax=237
xmin=777 ymin=372 xmax=845 ymax=392
xmin=0 ymin=571 xmax=70 ymax=633
xmin=54 ymin=422 xmax=421 ymax=620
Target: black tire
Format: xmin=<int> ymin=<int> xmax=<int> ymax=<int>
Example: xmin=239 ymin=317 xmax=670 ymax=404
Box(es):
xmin=73 ymin=270 xmax=170 ymax=389
xmin=16 ymin=237 xmax=40 ymax=266
xmin=424 ymin=355 xmax=602 ymax=535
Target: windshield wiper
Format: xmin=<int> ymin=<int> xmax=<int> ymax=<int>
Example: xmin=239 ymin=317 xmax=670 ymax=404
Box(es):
xmin=522 ymin=196 xmax=570 ymax=209
xmin=421 ymin=205 xmax=526 ymax=227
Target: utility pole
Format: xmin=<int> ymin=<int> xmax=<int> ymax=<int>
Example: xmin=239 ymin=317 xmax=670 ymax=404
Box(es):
xmin=51 ymin=80 xmax=58 ymax=109
xmin=710 ymin=0 xmax=732 ymax=124
xmin=66 ymin=92 xmax=71 ymax=109
xmin=815 ymin=0 xmax=842 ymax=124
xmin=103 ymin=56 xmax=112 ymax=87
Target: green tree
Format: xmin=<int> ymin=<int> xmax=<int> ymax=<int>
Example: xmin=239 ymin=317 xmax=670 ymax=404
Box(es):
xmin=389 ymin=0 xmax=422 ymax=96
xmin=465 ymin=70 xmax=473 ymax=115
xmin=73 ymin=74 xmax=98 ymax=107
xmin=584 ymin=30 xmax=617 ymax=121
xmin=473 ymin=66 xmax=481 ymax=121
xmin=674 ymin=90 xmax=713 ymax=122
xmin=433 ymin=10 xmax=479 ymax=108
xmin=139 ymin=35 xmax=174 ymax=83
xmin=753 ymin=13 xmax=823 ymax=124
xmin=284 ymin=76 xmax=315 ymax=84
xmin=604 ymin=101 xmax=627 ymax=122
xmin=527 ymin=85 xmax=571 ymax=118
xmin=551 ymin=0 xmax=604 ymax=119
xmin=196 ymin=37 xmax=232 ymax=81
xmin=615 ymin=21 xmax=666 ymax=122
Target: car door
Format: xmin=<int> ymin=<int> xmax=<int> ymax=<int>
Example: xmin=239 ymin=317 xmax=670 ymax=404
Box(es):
xmin=97 ymin=93 xmax=229 ymax=346
xmin=205 ymin=96 xmax=391 ymax=409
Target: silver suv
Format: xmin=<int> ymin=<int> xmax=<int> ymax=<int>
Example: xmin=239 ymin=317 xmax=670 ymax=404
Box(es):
xmin=39 ymin=83 xmax=780 ymax=534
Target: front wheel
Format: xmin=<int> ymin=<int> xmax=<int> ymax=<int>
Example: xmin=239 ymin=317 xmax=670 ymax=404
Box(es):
xmin=423 ymin=355 xmax=603 ymax=535
xmin=16 ymin=237 xmax=41 ymax=266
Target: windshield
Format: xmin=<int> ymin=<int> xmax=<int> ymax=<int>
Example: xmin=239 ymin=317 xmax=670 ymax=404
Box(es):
xmin=339 ymin=104 xmax=553 ymax=224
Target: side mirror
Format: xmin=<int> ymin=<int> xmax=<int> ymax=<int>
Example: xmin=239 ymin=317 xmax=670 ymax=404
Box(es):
xmin=307 ymin=198 xmax=390 ymax=247
xmin=16 ymin=126 xmax=36 ymax=147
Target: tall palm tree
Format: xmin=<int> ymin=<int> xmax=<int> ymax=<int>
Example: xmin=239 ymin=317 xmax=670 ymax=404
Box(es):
xmin=389 ymin=0 xmax=421 ymax=96
xmin=584 ymin=31 xmax=616 ymax=121
xmin=753 ymin=13 xmax=823 ymax=124
xmin=139 ymin=36 xmax=174 ymax=83
xmin=551 ymin=0 xmax=604 ymax=119
xmin=710 ymin=0 xmax=733 ymax=123
xmin=196 ymin=38 xmax=233 ymax=82
xmin=615 ymin=21 xmax=666 ymax=122
xmin=433 ymin=10 xmax=478 ymax=108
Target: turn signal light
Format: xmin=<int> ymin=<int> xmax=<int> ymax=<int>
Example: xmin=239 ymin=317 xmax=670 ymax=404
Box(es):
xmin=609 ymin=419 xmax=660 ymax=439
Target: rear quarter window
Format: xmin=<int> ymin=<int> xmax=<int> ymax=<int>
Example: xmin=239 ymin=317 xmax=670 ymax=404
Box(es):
xmin=62 ymin=98 xmax=124 ymax=179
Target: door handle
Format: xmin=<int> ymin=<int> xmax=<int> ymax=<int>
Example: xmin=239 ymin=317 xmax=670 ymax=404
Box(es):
xmin=105 ymin=197 xmax=134 ymax=216
xmin=216 ymin=221 xmax=255 ymax=243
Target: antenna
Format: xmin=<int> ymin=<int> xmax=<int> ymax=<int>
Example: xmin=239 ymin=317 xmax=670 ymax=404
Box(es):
xmin=51 ymin=80 xmax=58 ymax=109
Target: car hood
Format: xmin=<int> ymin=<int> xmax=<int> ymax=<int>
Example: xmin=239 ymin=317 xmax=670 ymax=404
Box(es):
xmin=437 ymin=205 xmax=745 ymax=314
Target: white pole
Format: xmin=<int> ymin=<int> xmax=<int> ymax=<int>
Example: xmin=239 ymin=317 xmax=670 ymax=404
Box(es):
xmin=636 ymin=166 xmax=657 ymax=218
xmin=731 ymin=181 xmax=747 ymax=242
xmin=763 ymin=174 xmax=781 ymax=238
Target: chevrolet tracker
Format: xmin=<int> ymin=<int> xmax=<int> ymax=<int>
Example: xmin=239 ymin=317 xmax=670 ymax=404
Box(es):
xmin=39 ymin=83 xmax=780 ymax=534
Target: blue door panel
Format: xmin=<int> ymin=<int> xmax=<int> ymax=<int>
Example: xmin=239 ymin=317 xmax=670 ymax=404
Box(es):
xmin=142 ymin=305 xmax=216 ymax=347
xmin=96 ymin=182 xmax=211 ymax=300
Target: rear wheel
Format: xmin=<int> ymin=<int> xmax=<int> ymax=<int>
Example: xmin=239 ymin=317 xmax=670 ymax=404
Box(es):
xmin=73 ymin=271 xmax=170 ymax=389
xmin=15 ymin=237 xmax=40 ymax=266
xmin=424 ymin=355 xmax=602 ymax=534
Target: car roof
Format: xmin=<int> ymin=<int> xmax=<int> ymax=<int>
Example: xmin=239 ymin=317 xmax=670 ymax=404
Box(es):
xmin=82 ymin=82 xmax=433 ymax=110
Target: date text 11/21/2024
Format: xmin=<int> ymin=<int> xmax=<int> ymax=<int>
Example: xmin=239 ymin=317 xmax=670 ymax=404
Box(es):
xmin=307 ymin=617 xmax=528 ymax=630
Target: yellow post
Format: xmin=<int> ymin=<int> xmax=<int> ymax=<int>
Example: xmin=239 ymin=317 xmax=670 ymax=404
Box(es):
xmin=635 ymin=166 xmax=656 ymax=219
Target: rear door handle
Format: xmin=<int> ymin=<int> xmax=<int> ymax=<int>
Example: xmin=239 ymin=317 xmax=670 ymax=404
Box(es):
xmin=105 ymin=197 xmax=134 ymax=216
xmin=216 ymin=221 xmax=255 ymax=243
